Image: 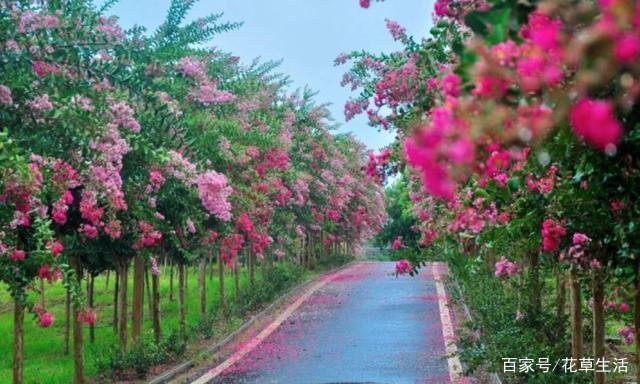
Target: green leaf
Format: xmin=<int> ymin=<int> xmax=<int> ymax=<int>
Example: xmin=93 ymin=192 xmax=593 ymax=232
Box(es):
xmin=465 ymin=7 xmax=511 ymax=45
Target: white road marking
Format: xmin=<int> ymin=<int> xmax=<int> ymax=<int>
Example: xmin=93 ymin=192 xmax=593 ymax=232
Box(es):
xmin=432 ymin=262 xmax=465 ymax=384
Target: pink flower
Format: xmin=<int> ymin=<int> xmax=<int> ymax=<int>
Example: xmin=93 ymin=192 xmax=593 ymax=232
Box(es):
xmin=619 ymin=302 xmax=629 ymax=313
xmin=326 ymin=209 xmax=341 ymax=222
xmin=614 ymin=33 xmax=640 ymax=63
xmin=392 ymin=236 xmax=405 ymax=250
xmin=619 ymin=326 xmax=635 ymax=345
xmin=79 ymin=224 xmax=99 ymax=239
xmin=395 ymin=259 xmax=412 ymax=275
xmin=186 ymin=218 xmax=197 ymax=234
xmin=541 ymin=219 xmax=566 ymax=253
xmin=78 ymin=309 xmax=97 ymax=325
xmin=9 ymin=250 xmax=26 ymax=262
xmin=52 ymin=211 xmax=67 ymax=225
xmin=50 ymin=241 xmax=64 ymax=257
xmin=441 ymin=73 xmax=461 ymax=97
xmin=38 ymin=312 xmax=54 ymax=328
xmin=26 ymin=94 xmax=54 ymax=112
xmin=191 ymin=82 xmax=235 ymax=106
xmin=572 ymin=232 xmax=591 ymax=246
xmin=495 ymin=257 xmax=519 ymax=277
xmin=195 ymin=171 xmax=233 ymax=221
xmin=569 ymin=99 xmax=622 ymax=151
xmin=236 ymin=213 xmax=254 ymax=233
xmin=385 ymin=19 xmax=406 ymax=41
xmin=359 ymin=0 xmax=370 ymax=8
xmin=150 ymin=257 xmax=160 ymax=276
xmin=0 ymin=85 xmax=13 ymax=106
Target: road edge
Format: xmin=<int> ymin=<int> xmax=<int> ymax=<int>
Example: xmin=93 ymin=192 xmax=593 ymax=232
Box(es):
xmin=147 ymin=261 xmax=358 ymax=384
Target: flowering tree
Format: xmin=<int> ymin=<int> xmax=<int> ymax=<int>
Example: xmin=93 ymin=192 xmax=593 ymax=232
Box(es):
xmin=346 ymin=0 xmax=640 ymax=382
xmin=0 ymin=1 xmax=385 ymax=383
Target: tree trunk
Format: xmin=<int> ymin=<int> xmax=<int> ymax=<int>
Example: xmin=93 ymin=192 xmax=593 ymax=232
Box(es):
xmin=634 ymin=257 xmax=640 ymax=384
xmin=113 ymin=269 xmax=119 ymax=334
xmin=178 ymin=261 xmax=186 ymax=336
xmin=199 ymin=256 xmax=207 ymax=317
xmin=592 ymin=268 xmax=605 ymax=384
xmin=248 ymin=248 xmax=255 ymax=287
xmin=105 ymin=270 xmax=110 ymax=289
xmin=88 ymin=274 xmax=95 ymax=343
xmin=169 ymin=261 xmax=174 ymax=301
xmin=145 ymin=269 xmax=153 ymax=319
xmin=152 ymin=272 xmax=161 ymax=345
xmin=556 ymin=269 xmax=566 ymax=318
xmin=218 ymin=250 xmax=226 ymax=311
xmin=13 ymin=299 xmax=24 ymax=384
xmin=118 ymin=261 xmax=128 ymax=353
xmin=64 ymin=290 xmax=71 ymax=354
xmin=131 ymin=255 xmax=144 ymax=345
xmin=570 ymin=267 xmax=583 ymax=358
xmin=528 ymin=252 xmax=541 ymax=314
xmin=209 ymin=251 xmax=214 ymax=281
xmin=234 ymin=259 xmax=240 ymax=298
xmin=71 ymin=256 xmax=84 ymax=384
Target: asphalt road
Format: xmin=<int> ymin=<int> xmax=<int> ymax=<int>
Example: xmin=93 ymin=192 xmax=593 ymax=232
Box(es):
xmin=192 ymin=262 xmax=455 ymax=384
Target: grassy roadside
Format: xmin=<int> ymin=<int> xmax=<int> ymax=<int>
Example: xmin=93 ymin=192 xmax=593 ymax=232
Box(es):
xmin=0 ymin=256 xmax=350 ymax=384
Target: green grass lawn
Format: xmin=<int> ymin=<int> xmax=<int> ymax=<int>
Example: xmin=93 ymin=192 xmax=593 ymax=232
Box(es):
xmin=0 ymin=264 xmax=253 ymax=384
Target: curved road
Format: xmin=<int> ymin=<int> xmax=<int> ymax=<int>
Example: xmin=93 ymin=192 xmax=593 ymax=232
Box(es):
xmin=189 ymin=262 xmax=461 ymax=384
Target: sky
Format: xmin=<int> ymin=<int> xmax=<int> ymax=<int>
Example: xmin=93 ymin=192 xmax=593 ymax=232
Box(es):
xmin=109 ymin=0 xmax=433 ymax=151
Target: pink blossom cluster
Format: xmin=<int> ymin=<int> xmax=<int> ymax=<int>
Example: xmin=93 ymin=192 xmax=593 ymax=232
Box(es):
xmin=326 ymin=209 xmax=341 ymax=222
xmin=26 ymin=94 xmax=53 ymax=112
xmin=561 ymin=232 xmax=601 ymax=269
xmin=391 ymin=236 xmax=405 ymax=250
xmin=385 ymin=19 xmax=406 ymax=42
xmin=176 ymin=56 xmax=207 ymax=79
xmin=38 ymin=264 xmax=62 ymax=283
xmin=236 ymin=213 xmax=254 ymax=233
xmin=395 ymin=259 xmax=411 ymax=275
xmin=191 ymin=81 xmax=235 ymax=106
xmin=541 ymin=218 xmax=566 ymax=253
xmin=494 ymin=257 xmax=519 ymax=278
xmin=95 ymin=16 xmax=124 ymax=42
xmin=109 ymin=100 xmax=140 ymax=133
xmin=17 ymin=10 xmax=59 ymax=33
xmin=133 ymin=221 xmax=162 ymax=250
xmin=618 ymin=326 xmax=635 ymax=345
xmin=195 ymin=170 xmax=233 ymax=221
xmin=0 ymin=85 xmax=12 ymax=105
xmin=220 ymin=234 xmax=245 ymax=267
xmin=249 ymin=232 xmax=273 ymax=259
xmin=365 ymin=148 xmax=390 ymax=182
xmin=569 ymin=99 xmax=622 ymax=152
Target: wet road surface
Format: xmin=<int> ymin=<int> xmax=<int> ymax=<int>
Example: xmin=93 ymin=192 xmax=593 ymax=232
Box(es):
xmin=192 ymin=262 xmax=454 ymax=384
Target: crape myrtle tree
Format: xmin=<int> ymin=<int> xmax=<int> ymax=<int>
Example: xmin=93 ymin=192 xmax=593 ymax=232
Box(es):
xmin=345 ymin=0 xmax=640 ymax=382
xmin=0 ymin=1 xmax=386 ymax=384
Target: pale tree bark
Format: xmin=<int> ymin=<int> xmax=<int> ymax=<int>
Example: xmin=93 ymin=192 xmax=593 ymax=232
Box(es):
xmin=178 ymin=261 xmax=186 ymax=336
xmin=64 ymin=290 xmax=71 ymax=354
xmin=112 ymin=269 xmax=119 ymax=335
xmin=70 ymin=256 xmax=84 ymax=384
xmin=570 ymin=267 xmax=583 ymax=358
xmin=218 ymin=250 xmax=226 ymax=311
xmin=592 ymin=267 xmax=605 ymax=384
xmin=88 ymin=274 xmax=95 ymax=343
xmin=118 ymin=261 xmax=128 ymax=353
xmin=152 ymin=272 xmax=161 ymax=344
xmin=13 ymin=299 xmax=24 ymax=384
xmin=233 ymin=259 xmax=240 ymax=298
xmin=634 ymin=257 xmax=640 ymax=384
xmin=199 ymin=256 xmax=207 ymax=316
xmin=131 ymin=255 xmax=145 ymax=345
